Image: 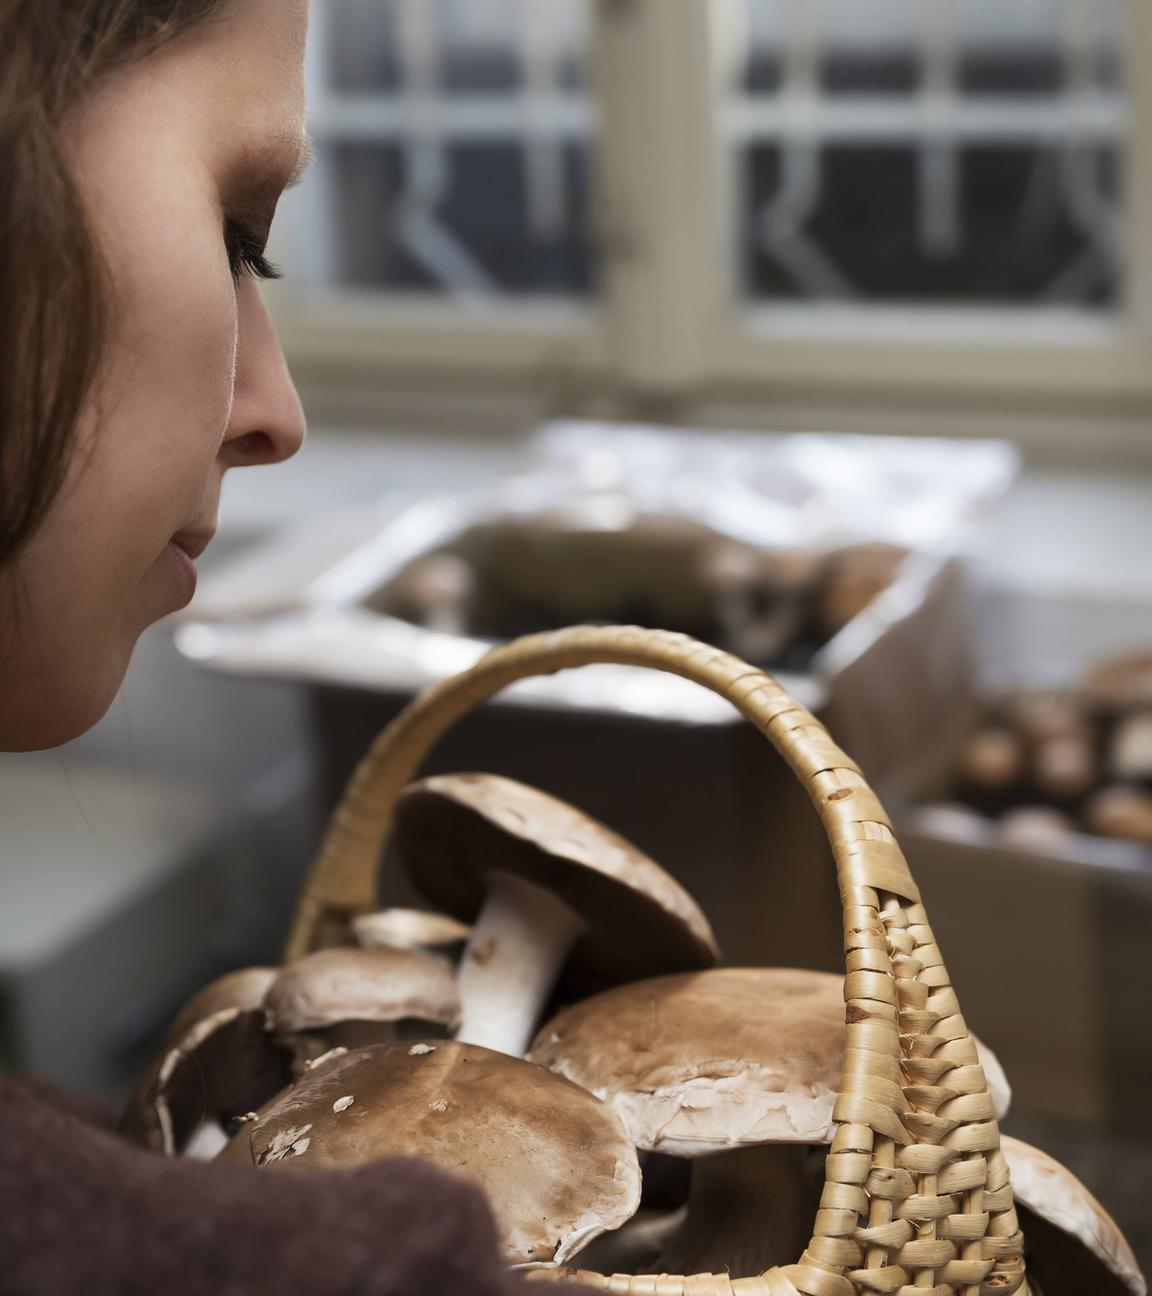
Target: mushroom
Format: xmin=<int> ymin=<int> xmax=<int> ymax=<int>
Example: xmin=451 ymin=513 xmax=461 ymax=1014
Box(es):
xmin=393 ymin=773 xmax=719 ymax=1056
xmin=1008 ymin=692 xmax=1087 ymax=745
xmin=1084 ymin=785 xmax=1152 ymax=845
xmin=1109 ymin=711 xmax=1152 ymax=783
xmin=1033 ymin=734 xmax=1095 ymax=800
xmin=912 ymin=801 xmax=992 ymax=844
xmin=264 ymin=946 xmax=461 ymax=1065
xmin=351 ymin=907 xmax=471 ymax=955
xmin=1002 ymin=1135 xmax=1145 ymax=1296
xmin=529 ymin=967 xmax=1011 ymax=1279
xmin=120 ymin=1000 xmax=292 ymax=1158
xmin=384 ymin=552 xmax=476 ymax=635
xmin=120 ymin=966 xmax=286 ymax=1157
xmin=959 ymin=726 xmax=1025 ymax=790
xmin=697 ymin=540 xmax=819 ymax=664
xmin=164 ymin=965 xmax=278 ymax=1043
xmin=220 ymin=1040 xmax=642 ymax=1266
xmin=999 ymin=806 xmax=1075 ymax=851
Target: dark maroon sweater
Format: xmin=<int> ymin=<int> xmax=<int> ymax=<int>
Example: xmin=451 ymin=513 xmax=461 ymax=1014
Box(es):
xmin=0 ymin=1072 xmax=597 ymax=1296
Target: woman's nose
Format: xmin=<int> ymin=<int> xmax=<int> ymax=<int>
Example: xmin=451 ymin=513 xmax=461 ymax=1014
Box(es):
xmin=219 ymin=279 xmax=307 ymax=469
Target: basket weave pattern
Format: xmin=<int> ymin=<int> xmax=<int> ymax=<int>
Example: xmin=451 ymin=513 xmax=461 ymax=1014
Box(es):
xmin=287 ymin=626 xmax=1027 ymax=1296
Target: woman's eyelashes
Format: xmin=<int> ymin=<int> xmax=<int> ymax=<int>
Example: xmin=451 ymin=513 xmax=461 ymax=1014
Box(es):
xmin=224 ymin=216 xmax=282 ymax=282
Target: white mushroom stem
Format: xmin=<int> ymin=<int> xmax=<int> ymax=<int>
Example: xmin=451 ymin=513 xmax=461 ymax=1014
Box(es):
xmin=184 ymin=1121 xmax=232 ymax=1161
xmin=653 ymin=1145 xmax=815 ymax=1279
xmin=455 ymin=872 xmax=585 ymax=1056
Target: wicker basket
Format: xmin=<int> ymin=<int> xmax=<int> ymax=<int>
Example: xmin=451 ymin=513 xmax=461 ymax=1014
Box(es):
xmin=285 ymin=625 xmax=1027 ymax=1296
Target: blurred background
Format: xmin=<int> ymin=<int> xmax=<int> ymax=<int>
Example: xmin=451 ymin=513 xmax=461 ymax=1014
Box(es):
xmin=3 ymin=0 xmax=1151 ymax=1274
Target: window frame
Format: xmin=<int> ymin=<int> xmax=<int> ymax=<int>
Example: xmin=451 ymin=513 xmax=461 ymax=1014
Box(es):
xmin=271 ymin=0 xmax=1152 ymax=428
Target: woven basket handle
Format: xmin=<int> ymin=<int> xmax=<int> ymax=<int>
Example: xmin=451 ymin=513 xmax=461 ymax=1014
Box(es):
xmin=285 ymin=626 xmax=1025 ymax=1296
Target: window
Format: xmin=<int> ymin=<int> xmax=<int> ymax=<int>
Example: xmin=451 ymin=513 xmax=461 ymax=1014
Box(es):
xmin=729 ymin=0 xmax=1123 ymax=307
xmin=274 ymin=0 xmax=1152 ymax=431
xmin=302 ymin=0 xmax=595 ymax=299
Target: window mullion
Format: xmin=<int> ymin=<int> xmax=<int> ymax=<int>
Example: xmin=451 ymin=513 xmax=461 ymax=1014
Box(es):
xmin=591 ymin=0 xmax=729 ymax=397
xmin=1122 ymin=0 xmax=1152 ymax=343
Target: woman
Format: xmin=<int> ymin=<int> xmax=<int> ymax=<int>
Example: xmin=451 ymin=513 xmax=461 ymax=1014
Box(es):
xmin=0 ymin=3 xmax=588 ymax=1291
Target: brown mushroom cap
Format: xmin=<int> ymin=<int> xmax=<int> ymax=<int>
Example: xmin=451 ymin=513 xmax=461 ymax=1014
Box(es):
xmin=529 ymin=968 xmax=844 ymax=1155
xmin=529 ymin=968 xmax=1011 ymax=1156
xmin=222 ymin=1040 xmax=641 ymax=1265
xmin=959 ymin=727 xmax=1024 ymax=789
xmin=1110 ymin=713 xmax=1152 ymax=782
xmin=352 ymin=907 xmax=471 ymax=952
xmin=264 ymin=947 xmax=461 ymax=1034
xmin=164 ymin=966 xmax=278 ymax=1044
xmin=120 ymin=1005 xmax=292 ymax=1155
xmin=1085 ymin=785 xmax=1152 ymax=846
xmin=394 ymin=773 xmax=719 ymax=998
xmin=1002 ymin=1135 xmax=1145 ymax=1296
xmin=1008 ymin=692 xmax=1087 ymax=745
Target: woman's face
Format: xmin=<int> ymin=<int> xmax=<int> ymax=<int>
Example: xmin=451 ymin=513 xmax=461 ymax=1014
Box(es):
xmin=1 ymin=0 xmax=310 ymax=750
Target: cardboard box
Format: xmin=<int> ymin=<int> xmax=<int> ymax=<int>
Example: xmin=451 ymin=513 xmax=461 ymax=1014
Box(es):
xmin=900 ymin=820 xmax=1152 ymax=1132
xmin=897 ymin=656 xmax=1152 ymax=1132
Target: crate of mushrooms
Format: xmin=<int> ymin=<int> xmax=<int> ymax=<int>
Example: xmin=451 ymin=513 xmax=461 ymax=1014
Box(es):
xmin=900 ymin=650 xmax=1152 ymax=1134
xmin=914 ymin=652 xmax=1152 ymax=858
xmin=121 ymin=627 xmax=1144 ymax=1296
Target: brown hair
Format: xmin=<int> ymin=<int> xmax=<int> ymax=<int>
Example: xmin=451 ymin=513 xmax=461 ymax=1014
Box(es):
xmin=0 ymin=0 xmax=228 ymax=569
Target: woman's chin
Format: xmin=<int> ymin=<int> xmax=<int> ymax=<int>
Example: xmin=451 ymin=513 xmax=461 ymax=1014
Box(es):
xmin=0 ymin=637 xmax=134 ymax=752
xmin=0 ymin=559 xmax=189 ymax=752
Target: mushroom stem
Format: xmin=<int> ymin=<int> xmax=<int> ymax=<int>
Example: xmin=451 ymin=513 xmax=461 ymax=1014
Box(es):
xmin=184 ymin=1121 xmax=232 ymax=1160
xmin=652 ymin=1144 xmax=814 ymax=1279
xmin=455 ymin=872 xmax=584 ymax=1056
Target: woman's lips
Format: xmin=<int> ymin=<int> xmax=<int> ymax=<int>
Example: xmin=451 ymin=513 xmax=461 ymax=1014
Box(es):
xmin=169 ymin=530 xmax=213 ymax=561
xmin=164 ymin=530 xmax=213 ymax=606
xmin=165 ymin=539 xmax=198 ymax=605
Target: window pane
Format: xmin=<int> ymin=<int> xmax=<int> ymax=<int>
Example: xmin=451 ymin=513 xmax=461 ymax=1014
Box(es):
xmin=295 ymin=0 xmax=595 ymax=299
xmin=326 ymin=141 xmax=593 ymax=295
xmin=727 ymin=0 xmax=1126 ymax=308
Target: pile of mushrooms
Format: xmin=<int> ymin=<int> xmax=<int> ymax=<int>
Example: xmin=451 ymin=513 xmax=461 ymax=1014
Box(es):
xmin=119 ymin=772 xmax=1146 ymax=1290
xmin=927 ymin=661 xmax=1152 ymax=853
xmin=378 ymin=524 xmax=906 ymax=671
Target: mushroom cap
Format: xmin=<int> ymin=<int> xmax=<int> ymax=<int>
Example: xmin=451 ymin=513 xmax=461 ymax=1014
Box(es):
xmin=165 ymin=966 xmax=278 ymax=1044
xmin=1002 ymin=1135 xmax=1145 ymax=1296
xmin=529 ymin=968 xmax=843 ymax=1155
xmin=974 ymin=1038 xmax=1012 ymax=1121
xmin=959 ymin=727 xmax=1024 ymax=789
xmin=1085 ymin=785 xmax=1152 ymax=845
xmin=1110 ymin=712 xmax=1152 ymax=781
xmin=352 ymin=907 xmax=471 ymax=952
xmin=264 ymin=946 xmax=461 ymax=1035
xmin=529 ymin=968 xmax=1012 ymax=1157
xmin=121 ymin=1006 xmax=292 ymax=1155
xmin=1008 ymin=692 xmax=1087 ymax=744
xmin=223 ymin=1040 xmax=641 ymax=1266
xmin=394 ymin=773 xmax=719 ymax=997
xmin=998 ymin=806 xmax=1074 ymax=851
